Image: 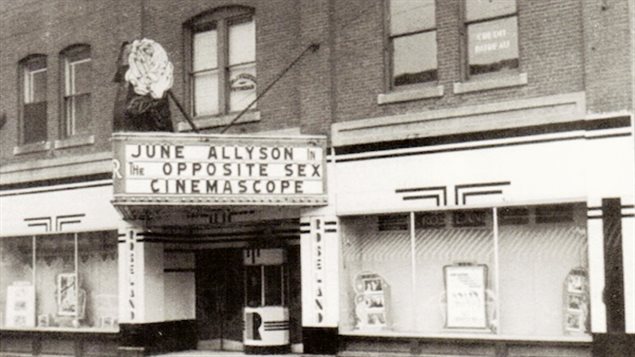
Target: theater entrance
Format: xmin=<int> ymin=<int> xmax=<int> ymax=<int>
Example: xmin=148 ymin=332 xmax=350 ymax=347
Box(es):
xmin=196 ymin=249 xmax=245 ymax=351
xmin=195 ymin=246 xmax=301 ymax=353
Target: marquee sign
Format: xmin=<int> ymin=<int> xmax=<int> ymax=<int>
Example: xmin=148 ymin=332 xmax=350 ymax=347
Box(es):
xmin=112 ymin=132 xmax=327 ymax=206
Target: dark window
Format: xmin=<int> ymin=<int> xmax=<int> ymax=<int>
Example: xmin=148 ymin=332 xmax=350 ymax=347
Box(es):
xmin=452 ymin=210 xmax=487 ymax=227
xmin=417 ymin=212 xmax=446 ymax=229
xmin=499 ymin=207 xmax=529 ymax=225
xmin=535 ymin=204 xmax=574 ymax=224
xmin=62 ymin=45 xmax=92 ymax=137
xmin=188 ymin=7 xmax=256 ymax=118
xmin=21 ymin=55 xmax=47 ymax=144
xmin=465 ymin=0 xmax=519 ymax=77
xmin=388 ymin=0 xmax=437 ymax=87
xmin=378 ymin=214 xmax=409 ymax=231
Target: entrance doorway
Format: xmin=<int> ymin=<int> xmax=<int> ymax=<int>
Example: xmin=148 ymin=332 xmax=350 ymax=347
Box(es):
xmin=196 ymin=248 xmax=244 ymax=351
xmin=195 ymin=245 xmax=302 ymax=352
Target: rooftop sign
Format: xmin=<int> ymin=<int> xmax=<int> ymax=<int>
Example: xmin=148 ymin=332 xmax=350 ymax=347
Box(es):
xmin=112 ymin=133 xmax=327 ymax=206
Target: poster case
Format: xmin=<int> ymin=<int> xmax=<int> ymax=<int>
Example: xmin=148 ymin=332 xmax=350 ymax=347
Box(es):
xmin=443 ymin=264 xmax=489 ymax=330
xmin=563 ymin=267 xmax=589 ymax=334
xmin=5 ymin=282 xmax=36 ymax=328
xmin=353 ymin=272 xmax=390 ymax=330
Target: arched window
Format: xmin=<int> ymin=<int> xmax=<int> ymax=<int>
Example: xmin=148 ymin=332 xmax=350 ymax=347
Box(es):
xmin=186 ymin=6 xmax=256 ymax=119
xmin=61 ymin=44 xmax=92 ymax=137
xmin=19 ymin=54 xmax=48 ymax=144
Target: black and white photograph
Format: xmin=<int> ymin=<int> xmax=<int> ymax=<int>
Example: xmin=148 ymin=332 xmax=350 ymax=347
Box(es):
xmin=1 ymin=0 xmax=634 ymax=356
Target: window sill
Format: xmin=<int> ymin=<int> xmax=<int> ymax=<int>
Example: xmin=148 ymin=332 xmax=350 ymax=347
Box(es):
xmin=177 ymin=110 xmax=261 ymax=132
xmin=13 ymin=141 xmax=52 ymax=155
xmin=378 ymin=85 xmax=444 ymax=105
xmin=54 ymin=135 xmax=95 ymax=149
xmin=340 ymin=329 xmax=592 ymax=343
xmin=453 ymin=72 xmax=527 ymax=94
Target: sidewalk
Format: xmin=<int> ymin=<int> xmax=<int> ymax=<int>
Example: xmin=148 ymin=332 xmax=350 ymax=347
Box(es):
xmin=152 ymin=351 xmax=334 ymax=357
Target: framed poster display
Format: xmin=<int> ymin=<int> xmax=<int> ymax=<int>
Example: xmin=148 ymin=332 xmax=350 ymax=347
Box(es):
xmin=443 ymin=264 xmax=488 ymax=329
xmin=56 ymin=273 xmax=86 ymax=318
xmin=5 ymin=281 xmax=36 ymax=327
xmin=353 ymin=272 xmax=390 ymax=330
xmin=563 ymin=268 xmax=588 ymax=333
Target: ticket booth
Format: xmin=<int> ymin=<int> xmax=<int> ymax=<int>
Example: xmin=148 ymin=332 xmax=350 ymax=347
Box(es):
xmin=243 ymin=248 xmax=290 ymax=354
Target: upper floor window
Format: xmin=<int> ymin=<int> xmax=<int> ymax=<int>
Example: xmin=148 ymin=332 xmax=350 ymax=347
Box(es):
xmin=62 ymin=45 xmax=92 ymax=137
xmin=188 ymin=7 xmax=256 ymax=118
xmin=388 ymin=0 xmax=437 ymax=88
xmin=465 ymin=0 xmax=519 ymax=77
xmin=20 ymin=55 xmax=48 ymax=144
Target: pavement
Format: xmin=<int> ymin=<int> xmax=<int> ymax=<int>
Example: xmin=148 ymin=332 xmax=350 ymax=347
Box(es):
xmin=152 ymin=351 xmax=333 ymax=357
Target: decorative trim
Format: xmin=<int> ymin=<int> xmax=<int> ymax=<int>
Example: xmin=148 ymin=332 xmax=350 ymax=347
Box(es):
xmin=53 ymin=135 xmax=95 ymax=149
xmin=13 ymin=141 xmax=52 ymax=155
xmin=377 ymin=85 xmax=444 ymax=105
xmin=453 ymin=72 xmax=528 ymax=94
xmin=177 ymin=110 xmax=261 ymax=132
xmin=1 ymin=151 xmax=112 ymax=187
xmin=332 ymin=92 xmax=585 ymax=147
xmin=334 ymin=116 xmax=631 ymax=162
xmin=396 ymin=186 xmax=447 ymax=206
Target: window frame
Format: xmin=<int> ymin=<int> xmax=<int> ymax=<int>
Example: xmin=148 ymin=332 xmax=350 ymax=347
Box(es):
xmin=19 ymin=54 xmax=48 ymax=145
xmin=462 ymin=0 xmax=520 ymax=80
xmin=185 ymin=6 xmax=256 ymax=121
xmin=386 ymin=0 xmax=439 ymax=91
xmin=60 ymin=44 xmax=92 ymax=138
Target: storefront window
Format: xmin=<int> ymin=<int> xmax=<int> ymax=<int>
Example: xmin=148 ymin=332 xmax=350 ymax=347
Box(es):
xmin=414 ymin=210 xmax=495 ymax=333
xmin=340 ymin=214 xmax=414 ymax=332
xmin=340 ymin=204 xmax=589 ymax=338
xmin=0 ymin=231 xmax=118 ymax=330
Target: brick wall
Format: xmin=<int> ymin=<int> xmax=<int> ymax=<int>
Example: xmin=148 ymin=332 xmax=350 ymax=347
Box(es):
xmin=0 ymin=0 xmax=140 ymax=165
xmin=330 ymin=0 xmax=632 ymax=123
xmin=582 ymin=0 xmax=633 ymax=113
xmin=1 ymin=0 xmax=632 ymax=168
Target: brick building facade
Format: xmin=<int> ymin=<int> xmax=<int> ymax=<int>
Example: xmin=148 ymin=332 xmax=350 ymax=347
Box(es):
xmin=1 ymin=1 xmax=633 ymax=356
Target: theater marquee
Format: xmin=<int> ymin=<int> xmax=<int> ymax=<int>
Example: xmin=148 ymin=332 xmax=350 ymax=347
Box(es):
xmin=112 ymin=133 xmax=327 ymax=206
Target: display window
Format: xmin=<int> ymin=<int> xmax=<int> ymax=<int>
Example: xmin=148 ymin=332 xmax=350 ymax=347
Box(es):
xmin=0 ymin=231 xmax=118 ymax=331
xmin=340 ymin=204 xmax=589 ymax=338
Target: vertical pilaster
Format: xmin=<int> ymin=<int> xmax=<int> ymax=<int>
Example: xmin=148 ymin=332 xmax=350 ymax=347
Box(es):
xmin=300 ymin=214 xmax=339 ymax=354
xmin=590 ymin=197 xmax=632 ymax=356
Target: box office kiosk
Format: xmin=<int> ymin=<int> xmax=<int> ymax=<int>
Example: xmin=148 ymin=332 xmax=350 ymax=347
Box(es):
xmin=243 ymin=248 xmax=290 ymax=354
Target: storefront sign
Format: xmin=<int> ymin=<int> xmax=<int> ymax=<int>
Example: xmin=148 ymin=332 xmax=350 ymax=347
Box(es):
xmin=112 ymin=133 xmax=327 ymax=206
xmin=301 ymin=216 xmax=339 ymax=327
xmin=467 ymin=17 xmax=518 ymax=68
xmin=444 ymin=264 xmax=488 ymax=329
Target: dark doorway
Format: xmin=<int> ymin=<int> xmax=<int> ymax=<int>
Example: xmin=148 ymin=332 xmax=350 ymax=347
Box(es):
xmin=196 ymin=248 xmax=244 ymax=350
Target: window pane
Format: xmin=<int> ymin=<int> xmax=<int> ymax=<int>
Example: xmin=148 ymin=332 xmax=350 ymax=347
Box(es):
xmin=65 ymin=93 xmax=91 ymax=136
xmin=72 ymin=60 xmax=91 ymax=94
xmin=390 ymin=0 xmax=435 ymax=35
xmin=229 ymin=64 xmax=256 ymax=112
xmin=193 ymin=30 xmax=217 ymax=71
xmin=498 ymin=204 xmax=589 ymax=336
xmin=468 ymin=17 xmax=519 ymax=76
xmin=465 ymin=0 xmax=517 ymax=22
xmin=35 ymin=234 xmax=76 ymax=326
xmin=414 ymin=210 xmax=495 ymax=332
xmin=23 ymin=102 xmax=47 ymax=143
xmin=392 ymin=31 xmax=437 ymax=86
xmin=229 ymin=18 xmax=255 ymax=65
xmin=264 ymin=265 xmax=282 ymax=306
xmin=0 ymin=236 xmax=34 ymax=328
xmin=78 ymin=231 xmax=118 ymax=329
xmin=26 ymin=69 xmax=47 ymax=104
xmin=246 ymin=266 xmax=262 ymax=307
xmin=193 ymin=71 xmax=219 ymax=116
xmin=340 ymin=215 xmax=414 ymax=333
